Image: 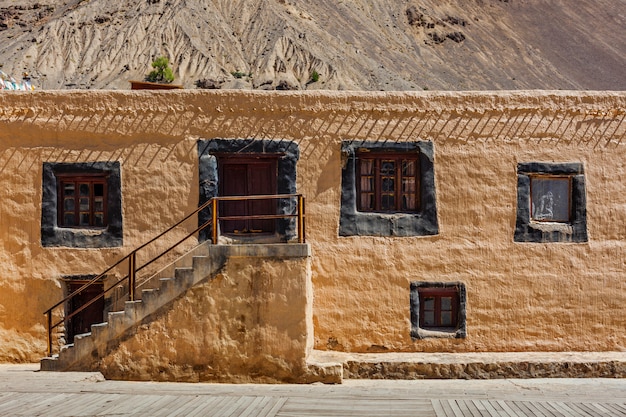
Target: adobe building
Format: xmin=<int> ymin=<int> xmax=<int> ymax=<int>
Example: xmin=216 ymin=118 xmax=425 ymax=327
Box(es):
xmin=0 ymin=90 xmax=625 ymax=382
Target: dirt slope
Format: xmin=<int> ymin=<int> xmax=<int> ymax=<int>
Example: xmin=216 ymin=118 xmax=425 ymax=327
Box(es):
xmin=0 ymin=0 xmax=624 ymax=90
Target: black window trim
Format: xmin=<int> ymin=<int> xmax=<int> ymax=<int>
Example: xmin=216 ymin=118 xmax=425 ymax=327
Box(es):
xmin=197 ymin=139 xmax=300 ymax=242
xmin=514 ymin=162 xmax=587 ymax=243
xmin=339 ymin=140 xmax=438 ymax=237
xmin=41 ymin=162 xmax=122 ymax=248
xmin=410 ymin=281 xmax=467 ymax=339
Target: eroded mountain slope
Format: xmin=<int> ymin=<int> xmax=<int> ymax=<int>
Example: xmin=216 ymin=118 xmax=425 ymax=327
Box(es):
xmin=0 ymin=0 xmax=624 ymax=90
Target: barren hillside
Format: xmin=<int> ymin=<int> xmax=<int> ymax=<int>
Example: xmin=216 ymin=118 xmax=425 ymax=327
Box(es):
xmin=0 ymin=0 xmax=624 ymax=90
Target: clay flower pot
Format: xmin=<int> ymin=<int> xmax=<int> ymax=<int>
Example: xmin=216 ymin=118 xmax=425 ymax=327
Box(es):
xmin=129 ymin=80 xmax=183 ymax=90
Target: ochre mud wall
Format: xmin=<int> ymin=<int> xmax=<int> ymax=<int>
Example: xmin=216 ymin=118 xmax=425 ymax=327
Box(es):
xmin=96 ymin=256 xmax=313 ymax=383
xmin=0 ymin=90 xmax=625 ymax=363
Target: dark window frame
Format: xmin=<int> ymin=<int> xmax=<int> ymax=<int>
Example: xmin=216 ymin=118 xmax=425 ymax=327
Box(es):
xmin=410 ymin=282 xmax=466 ymax=339
xmin=418 ymin=287 xmax=459 ymax=329
xmin=57 ymin=173 xmax=109 ymax=229
xmin=515 ymin=162 xmax=587 ymax=243
xmin=197 ymin=139 xmax=300 ymax=242
xmin=529 ymin=175 xmax=572 ymax=223
xmin=42 ymin=162 xmax=122 ymax=248
xmin=356 ymin=152 xmax=420 ymax=213
xmin=340 ymin=141 xmax=438 ymax=237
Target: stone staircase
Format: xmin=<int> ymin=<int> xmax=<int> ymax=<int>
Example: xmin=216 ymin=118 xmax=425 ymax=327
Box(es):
xmin=38 ymin=242 xmax=334 ymax=384
xmin=40 ymin=242 xmax=227 ymax=372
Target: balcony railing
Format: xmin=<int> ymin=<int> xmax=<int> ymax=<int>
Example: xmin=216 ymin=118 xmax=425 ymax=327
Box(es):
xmin=44 ymin=194 xmax=305 ymax=356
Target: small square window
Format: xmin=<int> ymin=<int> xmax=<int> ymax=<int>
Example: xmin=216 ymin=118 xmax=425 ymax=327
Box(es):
xmin=419 ymin=288 xmax=458 ymax=328
xmin=515 ymin=163 xmax=587 ymax=243
xmin=530 ymin=176 xmax=571 ymax=222
xmin=410 ymin=282 xmax=466 ymax=339
xmin=357 ymin=153 xmax=420 ymax=213
xmin=42 ymin=162 xmax=122 ymax=248
xmin=57 ymin=175 xmax=108 ymax=228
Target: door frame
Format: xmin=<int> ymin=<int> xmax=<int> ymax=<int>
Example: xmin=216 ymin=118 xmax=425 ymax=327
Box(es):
xmin=63 ymin=277 xmax=105 ymax=344
xmin=216 ymin=154 xmax=279 ymax=235
xmin=197 ymin=139 xmax=300 ymax=243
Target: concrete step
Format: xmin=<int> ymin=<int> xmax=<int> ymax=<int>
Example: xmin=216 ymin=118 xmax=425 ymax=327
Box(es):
xmin=308 ymin=350 xmax=626 ymax=379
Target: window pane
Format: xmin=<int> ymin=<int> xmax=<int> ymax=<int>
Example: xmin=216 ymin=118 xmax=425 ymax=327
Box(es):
xmin=361 ymin=193 xmax=374 ymax=210
xmin=402 ymin=194 xmax=416 ymax=211
xmin=402 ymin=177 xmax=415 ymax=193
xmin=402 ymin=160 xmax=416 ymax=176
xmin=441 ymin=297 xmax=452 ymax=311
xmin=64 ymin=213 xmax=75 ymax=225
xmin=423 ymin=296 xmax=435 ymax=310
xmin=360 ymin=159 xmax=373 ymax=175
xmin=79 ymin=183 xmax=90 ymax=196
xmin=93 ymin=183 xmax=104 ymax=197
xmin=56 ymin=174 xmax=110 ymax=231
xmin=423 ymin=311 xmax=435 ymax=326
xmin=355 ymin=153 xmax=421 ymax=214
xmin=79 ymin=213 xmax=90 ymax=226
xmin=360 ymin=176 xmax=373 ymax=192
xmin=531 ymin=177 xmax=570 ymax=222
xmin=380 ymin=160 xmax=395 ymax=175
xmin=440 ymin=311 xmax=453 ymax=326
xmin=381 ymin=194 xmax=394 ymax=210
xmin=382 ymin=177 xmax=395 ymax=192
xmin=64 ymin=183 xmax=75 ymax=196
xmin=64 ymin=198 xmax=75 ymax=211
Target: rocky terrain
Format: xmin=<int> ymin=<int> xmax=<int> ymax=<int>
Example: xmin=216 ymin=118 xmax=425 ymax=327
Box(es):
xmin=0 ymin=0 xmax=624 ymax=90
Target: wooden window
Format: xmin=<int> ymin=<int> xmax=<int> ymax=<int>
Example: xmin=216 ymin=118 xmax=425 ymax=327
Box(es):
xmin=357 ymin=153 xmax=419 ymax=213
xmin=418 ymin=287 xmax=459 ymax=329
xmin=515 ymin=162 xmax=587 ymax=243
xmin=57 ymin=174 xmax=108 ymax=228
xmin=530 ymin=175 xmax=572 ymax=222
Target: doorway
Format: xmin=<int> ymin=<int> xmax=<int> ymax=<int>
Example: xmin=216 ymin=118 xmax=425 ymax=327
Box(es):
xmin=65 ymin=280 xmax=104 ymax=344
xmin=218 ymin=156 xmax=278 ymax=235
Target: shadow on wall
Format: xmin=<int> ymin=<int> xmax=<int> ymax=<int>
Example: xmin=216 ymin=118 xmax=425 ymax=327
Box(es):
xmin=0 ymin=94 xmax=625 ymax=176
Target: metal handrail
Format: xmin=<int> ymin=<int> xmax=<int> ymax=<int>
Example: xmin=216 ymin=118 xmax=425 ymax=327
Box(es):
xmin=44 ymin=193 xmax=305 ymax=356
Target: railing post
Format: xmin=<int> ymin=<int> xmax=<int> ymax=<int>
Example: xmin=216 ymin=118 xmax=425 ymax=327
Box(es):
xmin=298 ymin=195 xmax=305 ymax=244
xmin=212 ymin=198 xmax=218 ymax=244
xmin=46 ymin=312 xmax=52 ymax=357
xmin=129 ymin=251 xmax=136 ymax=301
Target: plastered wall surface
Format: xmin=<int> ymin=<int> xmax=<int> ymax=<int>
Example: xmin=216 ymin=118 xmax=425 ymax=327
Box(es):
xmin=96 ymin=256 xmax=312 ymax=383
xmin=0 ymin=90 xmax=625 ymax=363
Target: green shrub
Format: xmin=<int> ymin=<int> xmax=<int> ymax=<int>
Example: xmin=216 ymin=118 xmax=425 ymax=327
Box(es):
xmin=146 ymin=56 xmax=174 ymax=83
xmin=310 ymin=70 xmax=320 ymax=83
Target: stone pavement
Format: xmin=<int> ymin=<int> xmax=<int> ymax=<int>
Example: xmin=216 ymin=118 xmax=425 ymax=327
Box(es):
xmin=0 ymin=365 xmax=625 ymax=416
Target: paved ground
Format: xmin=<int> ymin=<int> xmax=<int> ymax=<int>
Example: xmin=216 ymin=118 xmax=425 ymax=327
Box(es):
xmin=0 ymin=364 xmax=625 ymax=416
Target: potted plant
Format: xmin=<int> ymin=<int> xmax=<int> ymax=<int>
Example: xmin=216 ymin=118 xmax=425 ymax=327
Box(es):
xmin=130 ymin=56 xmax=183 ymax=90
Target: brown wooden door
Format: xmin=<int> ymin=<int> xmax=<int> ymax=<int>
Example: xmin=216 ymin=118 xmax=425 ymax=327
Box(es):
xmin=218 ymin=157 xmax=277 ymax=234
xmin=66 ymin=281 xmax=104 ymax=344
